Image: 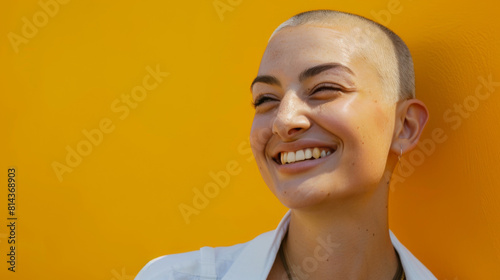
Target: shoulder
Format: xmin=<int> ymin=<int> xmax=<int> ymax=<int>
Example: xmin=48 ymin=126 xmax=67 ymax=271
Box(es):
xmin=134 ymin=214 xmax=289 ymax=280
xmin=134 ymin=242 xmax=247 ymax=280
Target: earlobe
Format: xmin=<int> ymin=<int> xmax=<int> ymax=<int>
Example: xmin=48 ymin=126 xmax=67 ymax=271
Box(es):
xmin=391 ymin=99 xmax=429 ymax=154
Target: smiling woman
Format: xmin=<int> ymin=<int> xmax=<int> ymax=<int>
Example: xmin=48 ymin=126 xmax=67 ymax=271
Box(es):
xmin=135 ymin=9 xmax=436 ymax=280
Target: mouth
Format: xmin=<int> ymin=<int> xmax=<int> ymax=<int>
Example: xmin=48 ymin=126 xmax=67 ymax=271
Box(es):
xmin=273 ymin=146 xmax=337 ymax=165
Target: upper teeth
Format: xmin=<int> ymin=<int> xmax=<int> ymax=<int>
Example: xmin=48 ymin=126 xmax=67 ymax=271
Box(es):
xmin=280 ymin=148 xmax=332 ymax=164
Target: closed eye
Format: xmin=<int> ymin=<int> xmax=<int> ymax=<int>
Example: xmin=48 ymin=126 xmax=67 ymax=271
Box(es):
xmin=311 ymin=85 xmax=342 ymax=94
xmin=252 ymin=95 xmax=278 ymax=108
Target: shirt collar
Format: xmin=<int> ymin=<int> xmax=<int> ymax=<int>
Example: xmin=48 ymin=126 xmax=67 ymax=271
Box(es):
xmin=221 ymin=211 xmax=290 ymax=280
xmin=222 ymin=210 xmax=436 ymax=280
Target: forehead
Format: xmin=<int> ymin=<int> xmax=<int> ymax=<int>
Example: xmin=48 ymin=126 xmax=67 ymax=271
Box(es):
xmin=254 ymin=24 xmax=391 ymax=101
xmin=261 ymin=26 xmax=347 ymax=71
xmin=258 ymin=25 xmax=381 ymax=81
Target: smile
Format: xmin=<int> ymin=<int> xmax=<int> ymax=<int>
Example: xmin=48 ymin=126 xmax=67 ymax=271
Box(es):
xmin=275 ymin=147 xmax=336 ymax=165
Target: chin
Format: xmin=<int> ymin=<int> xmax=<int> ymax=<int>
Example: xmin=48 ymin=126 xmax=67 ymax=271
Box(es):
xmin=270 ymin=174 xmax=377 ymax=211
xmin=270 ymin=179 xmax=340 ymax=209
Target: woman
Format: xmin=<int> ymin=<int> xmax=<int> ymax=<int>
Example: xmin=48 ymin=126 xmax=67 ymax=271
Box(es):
xmin=135 ymin=9 xmax=437 ymax=280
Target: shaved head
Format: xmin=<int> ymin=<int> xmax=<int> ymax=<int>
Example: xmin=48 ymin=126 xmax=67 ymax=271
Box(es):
xmin=269 ymin=10 xmax=415 ymax=102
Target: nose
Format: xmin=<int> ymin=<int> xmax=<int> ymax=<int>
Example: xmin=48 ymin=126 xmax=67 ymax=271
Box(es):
xmin=272 ymin=91 xmax=310 ymax=140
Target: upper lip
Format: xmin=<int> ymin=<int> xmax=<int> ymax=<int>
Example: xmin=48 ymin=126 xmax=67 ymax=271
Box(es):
xmin=269 ymin=139 xmax=339 ymax=162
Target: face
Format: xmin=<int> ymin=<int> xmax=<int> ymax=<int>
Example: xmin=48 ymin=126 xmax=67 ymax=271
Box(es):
xmin=250 ymin=25 xmax=398 ymax=210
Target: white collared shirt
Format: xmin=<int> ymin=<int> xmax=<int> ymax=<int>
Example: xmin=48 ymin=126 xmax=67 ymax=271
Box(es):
xmin=135 ymin=211 xmax=437 ymax=280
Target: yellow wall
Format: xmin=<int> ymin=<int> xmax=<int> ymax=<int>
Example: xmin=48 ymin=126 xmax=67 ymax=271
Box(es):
xmin=1 ymin=0 xmax=499 ymax=279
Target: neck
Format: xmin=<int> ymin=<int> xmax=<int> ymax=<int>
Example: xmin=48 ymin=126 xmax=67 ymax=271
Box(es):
xmin=283 ymin=183 xmax=398 ymax=280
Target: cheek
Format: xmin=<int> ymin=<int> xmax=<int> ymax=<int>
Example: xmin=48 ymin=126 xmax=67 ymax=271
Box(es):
xmin=317 ymin=100 xmax=394 ymax=159
xmin=249 ymin=116 xmax=277 ymax=189
xmin=249 ymin=116 xmax=273 ymax=157
xmin=347 ymin=109 xmax=395 ymax=177
xmin=315 ymin=101 xmax=361 ymax=145
xmin=360 ymin=103 xmax=395 ymax=149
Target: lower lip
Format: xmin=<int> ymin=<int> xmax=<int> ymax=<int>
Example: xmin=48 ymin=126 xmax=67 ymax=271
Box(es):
xmin=274 ymin=152 xmax=335 ymax=175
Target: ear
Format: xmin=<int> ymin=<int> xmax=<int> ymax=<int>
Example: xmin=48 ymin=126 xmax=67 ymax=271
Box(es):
xmin=391 ymin=99 xmax=429 ymax=155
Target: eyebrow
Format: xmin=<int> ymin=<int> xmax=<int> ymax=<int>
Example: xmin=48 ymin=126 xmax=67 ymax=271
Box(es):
xmin=299 ymin=62 xmax=355 ymax=82
xmin=250 ymin=62 xmax=355 ymax=91
xmin=250 ymin=75 xmax=281 ymax=90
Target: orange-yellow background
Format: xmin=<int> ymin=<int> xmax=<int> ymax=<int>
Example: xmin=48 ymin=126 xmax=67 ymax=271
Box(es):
xmin=1 ymin=0 xmax=499 ymax=279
